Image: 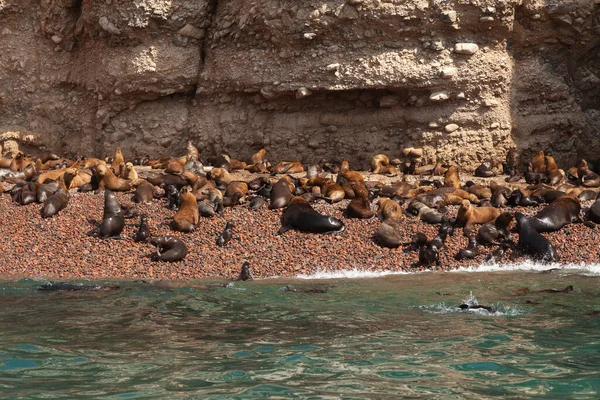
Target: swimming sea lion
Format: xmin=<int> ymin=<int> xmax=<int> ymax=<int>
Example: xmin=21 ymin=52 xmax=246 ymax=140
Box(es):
xmin=236 ymin=261 xmax=253 ymax=281
xmin=515 ymin=212 xmax=558 ymax=263
xmin=150 ymin=236 xmax=188 ymax=262
xmin=278 ymin=196 xmax=344 ymax=234
xmin=87 ymin=190 xmax=125 ymax=238
xmin=216 ymin=221 xmax=234 ymax=246
xmin=172 ymin=188 xmax=199 ymax=232
xmin=528 ymin=195 xmax=581 ymax=233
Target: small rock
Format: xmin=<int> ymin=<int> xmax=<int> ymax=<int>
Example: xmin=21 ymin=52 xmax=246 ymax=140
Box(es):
xmin=98 ymin=16 xmax=121 ymax=35
xmin=347 ymin=0 xmax=364 ymax=4
xmin=484 ymin=99 xmax=499 ymax=107
xmin=296 ymin=87 xmax=312 ymax=99
xmin=326 ymin=125 xmax=338 ymax=133
xmin=442 ymin=11 xmax=457 ymax=23
xmin=480 ymin=16 xmax=494 ymax=22
xmin=337 ymin=4 xmax=359 ymax=20
xmin=51 ymin=35 xmax=63 ymax=44
xmin=440 ymin=67 xmax=457 ymax=78
xmin=456 ymin=92 xmax=466 ymax=100
xmin=260 ymin=87 xmax=278 ymax=99
xmin=429 ymin=91 xmax=450 ymax=102
xmin=178 ymin=24 xmax=204 ymax=39
xmin=307 ymin=138 xmax=320 ymax=149
xmin=303 ymin=32 xmax=316 ymax=40
xmin=445 ymin=124 xmax=459 ymax=133
xmin=326 ymin=63 xmax=340 ymax=72
xmin=490 ymin=123 xmax=500 ymax=129
xmin=379 ymin=95 xmax=400 ymax=108
xmin=454 ymin=43 xmax=479 ymax=55
xmin=428 ymin=122 xmax=439 ymax=128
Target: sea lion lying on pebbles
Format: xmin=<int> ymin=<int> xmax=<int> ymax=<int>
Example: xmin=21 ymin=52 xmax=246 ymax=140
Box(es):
xmin=150 ymin=236 xmax=188 ymax=262
xmin=528 ymin=195 xmax=581 ymax=233
xmin=278 ymin=196 xmax=344 ymax=234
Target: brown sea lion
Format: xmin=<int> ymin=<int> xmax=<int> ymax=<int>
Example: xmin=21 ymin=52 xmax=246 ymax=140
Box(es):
xmin=172 ymin=188 xmax=199 ymax=232
xmin=444 ymin=166 xmax=460 ymax=189
xmin=545 ymin=155 xmax=563 ymax=186
xmin=36 ymin=168 xmax=69 ymax=184
xmin=375 ymin=217 xmax=403 ymax=248
xmin=370 ymin=154 xmax=398 ymax=176
xmin=111 ymin=147 xmax=125 ymax=175
xmin=377 ymin=198 xmax=403 ymax=221
xmin=96 ymin=164 xmax=132 ymax=192
xmin=346 ymin=182 xmax=374 ymax=219
xmin=578 ymin=159 xmax=600 ymax=188
xmin=250 ymin=149 xmax=267 ymax=165
xmin=186 ymin=140 xmax=199 ymax=161
xmin=336 ymin=170 xmax=365 ymax=186
xmin=531 ymin=151 xmax=546 ymax=174
xmin=165 ymin=158 xmax=184 ymax=174
xmin=208 ymin=168 xmax=233 ymax=185
xmin=528 ymin=195 xmax=581 ymax=233
xmin=269 ymin=176 xmax=294 ymax=209
xmin=466 ymin=183 xmax=492 ymax=200
xmin=457 ymin=200 xmax=500 ymax=230
xmin=121 ymin=162 xmax=138 ymax=182
xmin=270 ymin=161 xmax=304 ymax=175
xmin=131 ymin=181 xmax=155 ymax=204
xmin=224 ymin=181 xmax=249 ymax=199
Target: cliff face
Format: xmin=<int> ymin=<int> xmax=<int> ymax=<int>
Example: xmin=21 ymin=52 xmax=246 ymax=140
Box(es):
xmin=0 ymin=0 xmax=598 ymax=170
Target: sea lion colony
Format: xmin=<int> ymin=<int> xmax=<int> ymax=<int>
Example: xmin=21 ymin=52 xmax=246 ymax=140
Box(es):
xmin=1 ymin=143 xmax=599 ymax=277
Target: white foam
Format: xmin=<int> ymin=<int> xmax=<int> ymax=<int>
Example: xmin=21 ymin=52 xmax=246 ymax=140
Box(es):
xmin=296 ymin=262 xmax=600 ymax=279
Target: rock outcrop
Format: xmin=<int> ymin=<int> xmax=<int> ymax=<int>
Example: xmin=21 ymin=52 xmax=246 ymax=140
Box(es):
xmin=0 ymin=0 xmax=598 ymax=170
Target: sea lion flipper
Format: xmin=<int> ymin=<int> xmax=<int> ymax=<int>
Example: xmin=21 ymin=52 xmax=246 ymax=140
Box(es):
xmin=277 ymin=225 xmax=291 ymax=235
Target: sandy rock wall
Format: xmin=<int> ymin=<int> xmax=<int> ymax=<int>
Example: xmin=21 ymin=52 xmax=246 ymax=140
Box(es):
xmin=0 ymin=0 xmax=598 ymax=170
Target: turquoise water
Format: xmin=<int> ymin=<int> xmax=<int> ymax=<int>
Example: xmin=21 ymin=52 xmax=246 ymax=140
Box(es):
xmin=1 ymin=268 xmax=600 ymax=399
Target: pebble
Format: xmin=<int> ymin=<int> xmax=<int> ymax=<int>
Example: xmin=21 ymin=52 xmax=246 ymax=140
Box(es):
xmin=379 ymin=95 xmax=400 ymax=108
xmin=454 ymin=43 xmax=479 ymax=55
xmin=440 ymin=67 xmax=458 ymax=78
xmin=445 ymin=123 xmax=459 ymax=133
xmin=429 ymin=91 xmax=450 ymax=102
xmin=296 ymin=87 xmax=312 ymax=99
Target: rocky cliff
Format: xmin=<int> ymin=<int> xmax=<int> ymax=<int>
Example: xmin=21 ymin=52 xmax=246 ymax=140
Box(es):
xmin=0 ymin=0 xmax=598 ymax=170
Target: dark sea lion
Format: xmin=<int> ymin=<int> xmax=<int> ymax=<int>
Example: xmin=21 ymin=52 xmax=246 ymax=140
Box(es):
xmin=248 ymin=196 xmax=266 ymax=210
xmin=578 ymin=159 xmax=600 ymax=188
xmin=269 ymin=176 xmax=294 ymax=209
xmin=134 ymin=215 xmax=150 ymax=242
xmin=404 ymin=232 xmax=428 ymax=253
xmin=459 ymin=304 xmax=497 ymax=313
xmin=146 ymin=173 xmax=187 ymax=190
xmin=455 ymin=236 xmax=479 ymax=260
xmin=166 ymin=184 xmax=182 ymax=211
xmin=417 ymin=225 xmax=450 ymax=267
xmin=236 ymin=261 xmax=254 ymax=281
xmin=216 ymin=221 xmax=234 ymax=247
xmin=538 ymin=285 xmax=573 ymax=293
xmin=586 ymin=193 xmax=600 ymax=224
xmin=131 ymin=182 xmax=155 ymax=204
xmin=41 ymin=186 xmax=69 ymax=218
xmin=198 ymin=199 xmax=217 ymax=217
xmin=484 ymin=246 xmax=505 ymax=264
xmin=150 ymin=236 xmax=188 ymax=262
xmin=477 ymin=212 xmax=513 ymax=245
xmin=474 ymin=161 xmax=496 ymax=178
xmin=278 ymin=196 xmax=344 ymax=234
xmin=172 ymin=188 xmax=199 ymax=233
xmin=490 ymin=181 xmax=511 ymax=208
xmin=515 ymin=212 xmax=558 ymax=263
xmin=37 ymin=282 xmax=120 ymax=292
xmin=528 ymin=195 xmax=581 ymax=233
xmin=87 ymin=190 xmax=125 ymax=238
xmin=36 ymin=179 xmax=60 ymax=203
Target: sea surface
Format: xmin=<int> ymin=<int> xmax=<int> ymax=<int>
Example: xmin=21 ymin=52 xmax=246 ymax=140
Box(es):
xmin=1 ymin=263 xmax=600 ymax=399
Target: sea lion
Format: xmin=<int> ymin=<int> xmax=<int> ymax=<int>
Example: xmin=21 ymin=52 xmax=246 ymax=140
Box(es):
xmin=250 ymin=149 xmax=267 ymax=165
xmin=36 ymin=179 xmax=60 ymax=203
xmin=545 ymin=155 xmax=563 ymax=185
xmin=528 ymin=195 xmax=581 ymax=233
xmin=183 ymin=156 xmax=205 ymax=174
xmin=111 ymin=147 xmax=125 ymax=175
xmin=457 ymin=200 xmax=500 ymax=230
xmin=404 ymin=232 xmax=429 ymax=253
xmin=203 ymin=187 xmax=224 ymax=215
xmin=485 ymin=246 xmax=505 ymax=264
xmin=172 ymin=188 xmax=199 ymax=232
xmin=466 ymin=183 xmax=492 ymax=200
xmin=37 ymin=282 xmax=120 ymax=292
xmin=236 ymin=261 xmax=253 ymax=281
xmin=444 ymin=166 xmax=460 ymax=189
xmin=336 ymin=170 xmax=365 ymax=186
xmin=377 ymin=198 xmax=403 ymax=221
xmin=146 ymin=173 xmax=187 ymax=189
xmin=586 ymin=192 xmax=600 ymax=224
xmin=269 ymin=176 xmax=294 ymax=209
xmin=477 ymin=212 xmax=513 ymax=245
xmin=131 ymin=181 xmax=155 ymax=204
xmin=474 ymin=161 xmax=496 ymax=178
xmin=413 ymin=201 xmax=445 ymax=224
xmin=134 ymin=215 xmax=150 ymax=242
xmin=270 ymin=161 xmax=304 ymax=175
xmin=150 ymin=236 xmax=188 ymax=262
xmin=248 ymin=196 xmax=266 ymax=210
xmin=375 ymin=217 xmax=403 ymax=248
xmin=370 ymin=154 xmax=398 ymax=176
xmin=418 ymin=227 xmax=449 ymax=267
xmin=216 ymin=221 xmax=234 ymax=246
xmin=63 ymin=168 xmax=92 ymax=190
xmin=458 ymin=304 xmax=497 ymax=313
xmin=490 ymin=181 xmax=511 ymax=208
xmin=578 ymin=159 xmax=600 ymax=188
xmin=278 ymin=196 xmax=344 ymax=234
xmin=346 ymin=182 xmax=374 ymax=219
xmin=166 ymin=184 xmax=182 ymax=211
xmin=41 ymin=179 xmax=69 ymax=218
xmin=208 ymin=167 xmax=233 ymax=185
xmin=121 ymin=162 xmax=138 ymax=182
xmin=96 ymin=164 xmax=132 ymax=192
xmin=224 ymin=181 xmax=249 ymax=201
xmin=525 ymin=163 xmax=548 ymax=185
xmin=454 ymin=236 xmax=478 ymax=260
xmin=515 ymin=212 xmax=558 ymax=263
xmin=87 ymin=190 xmax=125 ymax=238
xmin=531 ymin=151 xmax=546 ymax=174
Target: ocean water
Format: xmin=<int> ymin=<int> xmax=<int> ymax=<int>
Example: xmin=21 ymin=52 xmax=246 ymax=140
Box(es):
xmin=1 ymin=264 xmax=600 ymax=399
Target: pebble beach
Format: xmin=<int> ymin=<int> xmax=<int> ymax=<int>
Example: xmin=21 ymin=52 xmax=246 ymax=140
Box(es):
xmin=1 ymin=170 xmax=599 ymax=281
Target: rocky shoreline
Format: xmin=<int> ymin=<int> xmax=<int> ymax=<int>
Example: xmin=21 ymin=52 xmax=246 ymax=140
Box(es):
xmin=1 ymin=171 xmax=598 ymax=281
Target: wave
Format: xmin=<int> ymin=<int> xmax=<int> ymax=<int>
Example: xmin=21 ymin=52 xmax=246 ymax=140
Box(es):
xmin=297 ymin=262 xmax=600 ymax=279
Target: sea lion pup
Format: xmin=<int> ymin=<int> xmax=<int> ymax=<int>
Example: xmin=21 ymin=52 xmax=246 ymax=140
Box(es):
xmin=131 ymin=181 xmax=155 ymax=204
xmin=41 ymin=178 xmax=69 ymax=218
xmin=457 ymin=200 xmax=501 ymax=231
xmin=464 ymin=182 xmax=492 ymax=200
xmin=111 ymin=147 xmax=125 ymax=175
xmin=577 ymin=159 xmax=600 ymax=188
xmin=248 ymin=196 xmax=266 ymax=210
xmin=96 ymin=164 xmax=133 ymax=192
xmin=490 ymin=181 xmax=511 ymax=208
xmin=63 ymin=168 xmax=92 ymax=190
xmin=172 ymin=188 xmax=199 ymax=233
xmin=236 ymin=261 xmax=253 ymax=281
xmin=525 ymin=162 xmax=549 ymax=185
xmin=455 ymin=236 xmax=479 ymax=260
xmin=270 ymin=161 xmax=304 ymax=175
xmin=36 ymin=179 xmax=60 ymax=203
xmin=444 ymin=166 xmax=460 ymax=189
xmin=269 ymin=176 xmax=294 ymax=209
xmin=515 ymin=212 xmax=558 ymax=263
xmin=120 ymin=162 xmax=138 ymax=182
xmin=376 ymin=198 xmax=403 ymax=221
xmin=202 ymin=187 xmax=224 ymax=215
xmin=474 ymin=161 xmax=496 ymax=178
xmin=224 ymin=181 xmax=249 ymax=202
xmin=346 ymin=182 xmax=374 ymax=219
xmin=545 ymin=155 xmax=563 ymax=185
xmin=134 ymin=215 xmax=150 ymax=242
xmin=87 ymin=190 xmax=125 ymax=238
xmin=150 ymin=236 xmax=188 ymax=262
xmin=411 ymin=200 xmax=445 ymax=224
xmin=250 ymin=148 xmax=267 ymax=165
xmin=477 ymin=212 xmax=513 ymax=245
xmin=531 ymin=151 xmax=547 ymax=174
xmin=307 ymin=176 xmax=345 ymax=203
xmin=278 ymin=196 xmax=344 ymax=234
xmin=418 ymin=225 xmax=450 ymax=267
xmin=165 ymin=184 xmax=182 ymax=211
xmin=9 ymin=152 xmax=33 ymax=172
xmin=336 ymin=170 xmax=365 ymax=186
xmin=183 ymin=155 xmax=205 ymax=175
xmin=375 ymin=217 xmax=403 ymax=248
xmin=370 ymin=154 xmax=398 ymax=176
xmin=216 ymin=221 xmax=234 ymax=246
xmin=208 ymin=167 xmax=233 ymax=185
xmin=528 ymin=195 xmax=581 ymax=233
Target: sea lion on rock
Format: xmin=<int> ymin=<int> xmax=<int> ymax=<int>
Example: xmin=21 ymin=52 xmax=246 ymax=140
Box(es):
xmin=165 ymin=184 xmax=181 ymax=211
xmin=172 ymin=188 xmax=199 ymax=232
xmin=270 ymin=161 xmax=304 ymax=175
xmin=444 ymin=166 xmax=460 ymax=189
xmin=455 ymin=236 xmax=479 ymax=260
xmin=134 ymin=215 xmax=150 ymax=242
xmin=545 ymin=155 xmax=563 ymax=185
xmin=477 ymin=212 xmax=513 ymax=245
xmin=474 ymin=161 xmax=496 ymax=178
xmin=457 ymin=200 xmax=500 ymax=230
xmin=131 ymin=181 xmax=155 ymax=204
xmin=377 ymin=198 xmax=403 ymax=221
xmin=36 ymin=179 xmax=60 ymax=203
xmin=87 ymin=190 xmax=125 ymax=238
xmin=346 ymin=182 xmax=374 ymax=219
xmin=216 ymin=221 xmax=234 ymax=246
xmin=528 ymin=195 xmax=581 ymax=233
xmin=41 ymin=179 xmax=69 ymax=218
xmin=150 ymin=236 xmax=188 ymax=262
xmin=515 ymin=212 xmax=558 ymax=263
xmin=578 ymin=159 xmax=600 ymax=188
xmin=370 ymin=154 xmax=398 ymax=176
xmin=586 ymin=192 xmax=600 ymax=224
xmin=375 ymin=217 xmax=403 ymax=248
xmin=111 ymin=147 xmax=125 ymax=175
xmin=248 ymin=196 xmax=266 ymax=210
xmin=96 ymin=164 xmax=132 ymax=192
xmin=278 ymin=196 xmax=344 ymax=234
xmin=531 ymin=151 xmax=546 ymax=174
